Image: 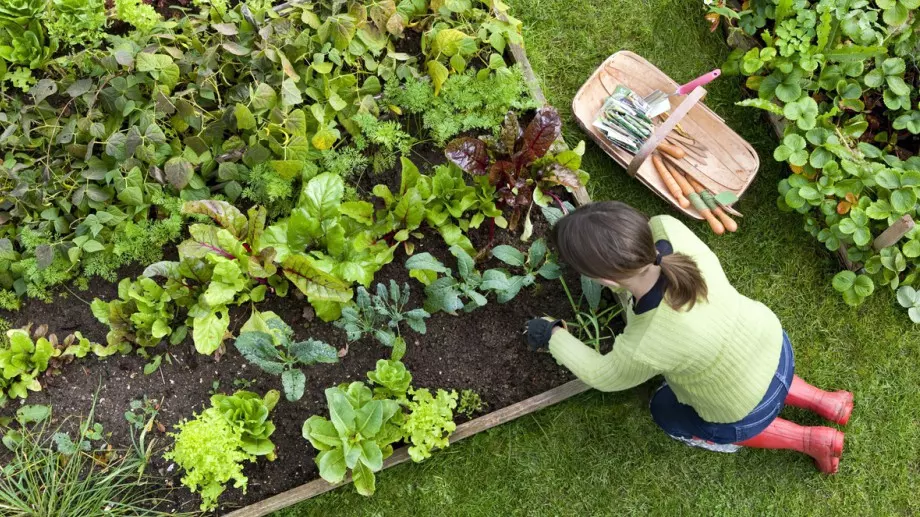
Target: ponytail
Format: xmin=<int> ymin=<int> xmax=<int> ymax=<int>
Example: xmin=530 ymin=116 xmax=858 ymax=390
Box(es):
xmin=659 ymin=253 xmax=708 ymax=311
xmin=554 ymin=201 xmax=709 ymax=312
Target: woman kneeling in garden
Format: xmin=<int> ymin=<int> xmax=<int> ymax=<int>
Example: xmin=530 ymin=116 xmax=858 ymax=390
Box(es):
xmin=526 ymin=201 xmax=853 ymax=473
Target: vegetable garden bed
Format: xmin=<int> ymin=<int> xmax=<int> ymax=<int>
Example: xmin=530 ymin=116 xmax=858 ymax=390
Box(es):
xmin=0 ymin=1 xmax=605 ymax=515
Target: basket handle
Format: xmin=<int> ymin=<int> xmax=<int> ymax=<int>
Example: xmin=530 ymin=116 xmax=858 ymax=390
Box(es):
xmin=627 ymin=87 xmax=707 ymax=177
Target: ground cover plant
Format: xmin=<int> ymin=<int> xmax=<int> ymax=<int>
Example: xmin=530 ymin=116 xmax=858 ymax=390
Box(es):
xmin=710 ymin=0 xmax=920 ymax=317
xmin=0 ymin=0 xmax=598 ymax=512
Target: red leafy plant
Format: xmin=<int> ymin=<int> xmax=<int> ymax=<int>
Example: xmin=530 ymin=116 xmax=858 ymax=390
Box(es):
xmin=444 ymin=107 xmax=584 ymax=231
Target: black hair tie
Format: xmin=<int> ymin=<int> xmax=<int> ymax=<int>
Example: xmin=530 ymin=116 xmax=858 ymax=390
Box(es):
xmin=654 ymin=252 xmax=662 ymax=266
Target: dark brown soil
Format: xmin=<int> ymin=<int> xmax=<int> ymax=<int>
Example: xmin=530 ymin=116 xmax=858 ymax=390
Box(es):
xmin=0 ymin=165 xmax=604 ymax=514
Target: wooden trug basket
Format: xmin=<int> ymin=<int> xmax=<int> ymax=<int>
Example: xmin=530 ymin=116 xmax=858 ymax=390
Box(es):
xmin=572 ymin=51 xmax=760 ymax=219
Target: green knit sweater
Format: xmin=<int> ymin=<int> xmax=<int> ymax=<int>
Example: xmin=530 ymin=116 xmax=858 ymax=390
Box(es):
xmin=549 ymin=215 xmax=783 ymax=423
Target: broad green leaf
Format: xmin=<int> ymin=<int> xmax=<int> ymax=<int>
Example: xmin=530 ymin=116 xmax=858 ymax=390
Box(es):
xmin=352 ymin=460 xmax=376 ymax=496
xmin=235 ymin=103 xmax=256 ymax=130
xmin=136 ymin=53 xmax=173 ymax=72
xmin=427 ymin=60 xmax=449 ymax=96
xmin=491 ymin=245 xmax=526 ymax=266
xmin=317 ymin=448 xmax=348 ymax=483
xmin=282 ymin=369 xmax=306 ymax=401
xmin=327 ymin=388 xmax=357 ymax=435
xmin=192 ymin=310 xmax=229 ymax=355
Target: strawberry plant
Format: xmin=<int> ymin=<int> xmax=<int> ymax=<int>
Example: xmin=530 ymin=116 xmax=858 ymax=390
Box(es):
xmin=719 ymin=0 xmax=920 ymax=316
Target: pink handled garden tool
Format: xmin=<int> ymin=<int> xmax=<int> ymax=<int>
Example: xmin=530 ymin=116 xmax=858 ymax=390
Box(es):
xmin=644 ymin=69 xmax=721 ymax=118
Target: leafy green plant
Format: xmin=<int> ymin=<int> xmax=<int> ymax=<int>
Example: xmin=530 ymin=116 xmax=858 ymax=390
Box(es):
xmin=233 ymin=309 xmax=338 ymax=401
xmin=456 ymin=389 xmax=485 ymax=418
xmin=91 ymin=276 xmax=188 ymax=363
xmin=406 ymin=245 xmax=488 ymax=314
xmin=114 ymin=0 xmax=162 ymax=32
xmin=164 ymin=389 xmax=279 ymax=511
xmin=446 ymin=108 xmax=587 ymax=231
xmin=723 ymin=0 xmax=920 ymax=315
xmin=482 ymin=239 xmax=561 ymax=302
xmin=832 ymin=270 xmax=875 ymax=306
xmin=301 ymin=382 xmax=403 ymax=496
xmin=367 ymin=357 xmax=413 ymax=401
xmin=384 ymin=65 xmax=539 ymax=145
xmin=336 ymin=280 xmax=430 ymax=348
xmin=403 ymin=387 xmax=458 ymax=462
xmin=0 ymin=327 xmax=58 ymax=404
xmin=897 ymin=285 xmax=920 ymax=322
xmin=46 ymin=0 xmax=106 ymax=48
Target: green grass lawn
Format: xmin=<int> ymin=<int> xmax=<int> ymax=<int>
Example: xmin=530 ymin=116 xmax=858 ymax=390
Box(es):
xmin=274 ymin=0 xmax=920 ymax=514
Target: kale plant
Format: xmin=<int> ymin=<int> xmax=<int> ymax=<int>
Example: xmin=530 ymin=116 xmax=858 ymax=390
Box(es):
xmin=335 ymin=280 xmax=429 ymax=348
xmin=233 ymin=309 xmax=338 ymax=401
xmin=405 ymin=246 xmax=488 ymax=314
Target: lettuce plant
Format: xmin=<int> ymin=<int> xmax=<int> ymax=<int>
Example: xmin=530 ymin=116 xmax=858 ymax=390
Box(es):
xmin=366 ymin=358 xmax=413 ymax=401
xmin=164 ymin=389 xmax=279 ymax=511
xmin=234 ymin=309 xmax=338 ymax=401
xmin=46 ymin=0 xmax=106 ymax=48
xmin=90 ymin=276 xmax=187 ymax=355
xmin=0 ymin=328 xmax=58 ymax=402
xmin=403 ymin=388 xmax=458 ymax=463
xmin=302 ymin=382 xmax=403 ymax=496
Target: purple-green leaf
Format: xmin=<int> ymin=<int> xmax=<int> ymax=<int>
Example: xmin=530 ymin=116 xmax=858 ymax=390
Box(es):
xmin=445 ymin=137 xmax=490 ymax=176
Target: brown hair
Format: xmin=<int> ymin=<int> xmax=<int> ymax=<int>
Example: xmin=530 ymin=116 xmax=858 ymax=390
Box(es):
xmin=553 ymin=201 xmax=708 ymax=311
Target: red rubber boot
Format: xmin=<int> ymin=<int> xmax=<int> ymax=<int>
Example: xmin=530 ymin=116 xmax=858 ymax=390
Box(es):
xmin=786 ymin=375 xmax=854 ymax=426
xmin=735 ymin=417 xmax=844 ymax=474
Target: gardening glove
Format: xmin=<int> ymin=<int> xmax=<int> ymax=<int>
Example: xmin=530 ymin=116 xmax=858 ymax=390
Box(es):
xmin=524 ymin=317 xmax=565 ymax=351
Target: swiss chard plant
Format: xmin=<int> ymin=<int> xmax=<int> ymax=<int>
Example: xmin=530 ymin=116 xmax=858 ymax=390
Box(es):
xmin=335 ymin=280 xmax=430 ymax=348
xmin=301 ymin=382 xmax=403 ymax=496
xmin=233 ymin=309 xmax=338 ymax=402
xmin=445 ymin=108 xmax=588 ymax=232
xmin=264 ymin=172 xmax=392 ymax=321
xmin=482 ymin=239 xmax=561 ymax=302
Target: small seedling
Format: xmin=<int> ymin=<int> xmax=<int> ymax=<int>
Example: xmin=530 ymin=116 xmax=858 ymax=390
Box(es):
xmin=457 ymin=389 xmax=486 ymax=418
xmin=336 ymin=280 xmax=430 ymax=347
xmin=482 ymin=239 xmax=561 ymax=302
xmin=560 ymin=276 xmax=623 ymax=353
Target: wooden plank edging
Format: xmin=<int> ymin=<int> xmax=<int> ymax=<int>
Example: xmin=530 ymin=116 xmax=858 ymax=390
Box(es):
xmin=224 ymin=380 xmax=590 ymax=517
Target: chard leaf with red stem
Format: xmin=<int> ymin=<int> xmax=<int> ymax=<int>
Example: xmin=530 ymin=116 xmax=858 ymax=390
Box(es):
xmin=513 ymin=107 xmax=561 ymax=172
xmin=445 ymin=137 xmax=490 ymax=176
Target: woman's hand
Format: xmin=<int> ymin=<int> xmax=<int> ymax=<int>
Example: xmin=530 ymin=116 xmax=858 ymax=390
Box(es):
xmin=524 ymin=317 xmax=565 ymax=351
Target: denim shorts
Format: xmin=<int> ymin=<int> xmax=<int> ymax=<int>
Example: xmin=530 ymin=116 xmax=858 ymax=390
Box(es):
xmin=649 ymin=331 xmax=794 ymax=444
